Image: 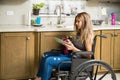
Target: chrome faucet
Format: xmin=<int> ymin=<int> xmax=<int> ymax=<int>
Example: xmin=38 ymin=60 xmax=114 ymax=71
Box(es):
xmin=54 ymin=5 xmax=64 ymax=25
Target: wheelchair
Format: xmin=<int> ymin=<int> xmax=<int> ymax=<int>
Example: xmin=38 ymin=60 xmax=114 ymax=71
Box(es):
xmin=50 ymin=35 xmax=117 ymax=80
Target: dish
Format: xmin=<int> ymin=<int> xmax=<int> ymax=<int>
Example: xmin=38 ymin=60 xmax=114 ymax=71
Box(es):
xmin=33 ymin=24 xmax=43 ymax=27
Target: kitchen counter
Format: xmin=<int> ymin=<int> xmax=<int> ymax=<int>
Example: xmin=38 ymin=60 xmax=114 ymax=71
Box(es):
xmin=0 ymin=24 xmax=120 ymax=32
xmin=92 ymin=24 xmax=120 ymax=30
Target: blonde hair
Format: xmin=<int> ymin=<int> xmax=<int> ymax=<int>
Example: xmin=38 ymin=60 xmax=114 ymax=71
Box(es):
xmin=74 ymin=12 xmax=94 ymax=44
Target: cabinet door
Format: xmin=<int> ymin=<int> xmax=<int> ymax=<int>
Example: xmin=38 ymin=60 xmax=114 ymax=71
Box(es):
xmin=114 ymin=30 xmax=120 ymax=69
xmin=40 ymin=32 xmax=75 ymax=55
xmin=0 ymin=33 xmax=34 ymax=79
xmin=93 ymin=31 xmax=101 ymax=72
xmin=101 ymin=30 xmax=114 ymax=70
xmin=94 ymin=31 xmax=101 ymax=60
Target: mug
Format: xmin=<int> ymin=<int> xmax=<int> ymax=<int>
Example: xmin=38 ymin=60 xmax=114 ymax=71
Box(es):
xmin=36 ymin=17 xmax=41 ymax=24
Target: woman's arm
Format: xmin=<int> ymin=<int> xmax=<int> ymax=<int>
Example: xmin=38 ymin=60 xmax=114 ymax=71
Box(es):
xmin=64 ymin=39 xmax=81 ymax=52
xmin=85 ymin=40 xmax=93 ymax=51
xmin=64 ymin=39 xmax=93 ymax=52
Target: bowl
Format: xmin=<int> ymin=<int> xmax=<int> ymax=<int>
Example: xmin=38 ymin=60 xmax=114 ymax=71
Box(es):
xmin=92 ymin=20 xmax=104 ymax=25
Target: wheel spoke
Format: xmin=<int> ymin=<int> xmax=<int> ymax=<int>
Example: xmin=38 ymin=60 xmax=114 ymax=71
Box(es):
xmin=98 ymin=71 xmax=109 ymax=80
xmin=94 ymin=65 xmax=99 ymax=80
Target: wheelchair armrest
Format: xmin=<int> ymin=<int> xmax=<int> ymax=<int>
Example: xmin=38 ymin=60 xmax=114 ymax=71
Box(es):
xmin=73 ymin=51 xmax=94 ymax=59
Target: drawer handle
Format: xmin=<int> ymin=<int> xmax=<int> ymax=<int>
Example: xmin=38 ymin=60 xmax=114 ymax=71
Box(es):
xmin=114 ymin=34 xmax=118 ymax=37
xmin=111 ymin=34 xmax=114 ymax=37
xmin=26 ymin=37 xmax=30 ymax=40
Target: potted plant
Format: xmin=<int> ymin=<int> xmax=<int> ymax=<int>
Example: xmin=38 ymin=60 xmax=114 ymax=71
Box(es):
xmin=33 ymin=2 xmax=45 ymax=15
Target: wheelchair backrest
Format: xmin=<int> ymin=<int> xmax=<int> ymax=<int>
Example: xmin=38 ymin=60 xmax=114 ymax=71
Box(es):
xmin=70 ymin=34 xmax=107 ymax=73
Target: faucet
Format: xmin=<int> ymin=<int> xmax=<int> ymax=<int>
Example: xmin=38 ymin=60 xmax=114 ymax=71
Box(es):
xmin=54 ymin=5 xmax=64 ymax=25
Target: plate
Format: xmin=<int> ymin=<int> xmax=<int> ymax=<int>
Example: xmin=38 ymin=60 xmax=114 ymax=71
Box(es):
xmin=33 ymin=24 xmax=43 ymax=27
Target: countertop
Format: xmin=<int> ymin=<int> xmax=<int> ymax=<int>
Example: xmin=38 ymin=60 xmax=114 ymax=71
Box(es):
xmin=0 ymin=24 xmax=120 ymax=32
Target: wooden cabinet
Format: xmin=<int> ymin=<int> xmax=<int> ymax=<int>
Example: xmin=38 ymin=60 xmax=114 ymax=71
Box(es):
xmin=35 ymin=30 xmax=120 ymax=73
xmin=94 ymin=31 xmax=101 ymax=60
xmin=40 ymin=31 xmax=76 ymax=55
xmin=39 ymin=31 xmax=100 ymax=59
xmin=0 ymin=32 xmax=35 ymax=79
xmin=92 ymin=31 xmax=101 ymax=72
xmin=0 ymin=30 xmax=120 ymax=79
xmin=113 ymin=30 xmax=120 ymax=69
xmin=101 ymin=30 xmax=120 ymax=71
xmin=101 ymin=30 xmax=113 ymax=71
xmin=34 ymin=31 xmax=76 ymax=74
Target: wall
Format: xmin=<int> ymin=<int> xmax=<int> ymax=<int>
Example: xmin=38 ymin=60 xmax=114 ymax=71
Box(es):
xmin=0 ymin=0 xmax=31 ymax=25
xmin=87 ymin=1 xmax=120 ymax=20
xmin=32 ymin=0 xmax=120 ymax=26
xmin=0 ymin=0 xmax=120 ymax=26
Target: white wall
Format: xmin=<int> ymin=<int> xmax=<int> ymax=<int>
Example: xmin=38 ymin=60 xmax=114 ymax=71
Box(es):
xmin=0 ymin=0 xmax=32 ymax=25
xmin=0 ymin=0 xmax=120 ymax=26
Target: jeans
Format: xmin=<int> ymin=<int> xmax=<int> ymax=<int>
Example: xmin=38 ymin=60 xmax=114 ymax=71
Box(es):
xmin=36 ymin=51 xmax=72 ymax=80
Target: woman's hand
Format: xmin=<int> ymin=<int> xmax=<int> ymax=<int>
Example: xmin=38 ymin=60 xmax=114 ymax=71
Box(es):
xmin=64 ymin=39 xmax=80 ymax=52
xmin=64 ymin=39 xmax=74 ymax=50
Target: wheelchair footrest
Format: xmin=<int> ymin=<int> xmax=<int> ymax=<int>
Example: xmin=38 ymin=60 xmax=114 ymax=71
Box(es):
xmin=50 ymin=77 xmax=57 ymax=80
xmin=76 ymin=76 xmax=87 ymax=80
xmin=58 ymin=71 xmax=69 ymax=76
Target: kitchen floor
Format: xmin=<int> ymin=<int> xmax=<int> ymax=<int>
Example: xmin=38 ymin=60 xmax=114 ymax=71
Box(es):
xmin=92 ymin=72 xmax=120 ymax=80
xmin=16 ymin=73 xmax=120 ymax=80
xmin=115 ymin=73 xmax=120 ymax=80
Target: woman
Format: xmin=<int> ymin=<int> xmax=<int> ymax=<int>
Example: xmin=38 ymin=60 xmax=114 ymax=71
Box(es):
xmin=35 ymin=12 xmax=94 ymax=80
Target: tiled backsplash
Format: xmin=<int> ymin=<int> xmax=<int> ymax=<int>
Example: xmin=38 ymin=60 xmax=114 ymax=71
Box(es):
xmin=33 ymin=0 xmax=120 ymax=26
xmin=0 ymin=0 xmax=120 ymax=26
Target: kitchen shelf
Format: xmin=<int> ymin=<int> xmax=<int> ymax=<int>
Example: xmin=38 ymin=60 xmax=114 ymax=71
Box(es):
xmin=32 ymin=14 xmax=75 ymax=18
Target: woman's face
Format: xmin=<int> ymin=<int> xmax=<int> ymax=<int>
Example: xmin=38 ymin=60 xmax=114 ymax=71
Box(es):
xmin=75 ymin=19 xmax=82 ymax=30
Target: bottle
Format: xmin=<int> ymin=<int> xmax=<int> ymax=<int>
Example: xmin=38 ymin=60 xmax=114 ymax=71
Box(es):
xmin=111 ymin=13 xmax=116 ymax=25
xmin=107 ymin=15 xmax=111 ymax=25
xmin=25 ymin=11 xmax=31 ymax=26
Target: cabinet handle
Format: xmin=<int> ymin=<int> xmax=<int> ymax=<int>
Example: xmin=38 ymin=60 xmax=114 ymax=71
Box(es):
xmin=26 ymin=37 xmax=30 ymax=40
xmin=114 ymin=34 xmax=118 ymax=37
xmin=111 ymin=34 xmax=114 ymax=37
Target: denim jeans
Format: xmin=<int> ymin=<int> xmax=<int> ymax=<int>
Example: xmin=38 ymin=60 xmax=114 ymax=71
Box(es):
xmin=36 ymin=51 xmax=72 ymax=80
